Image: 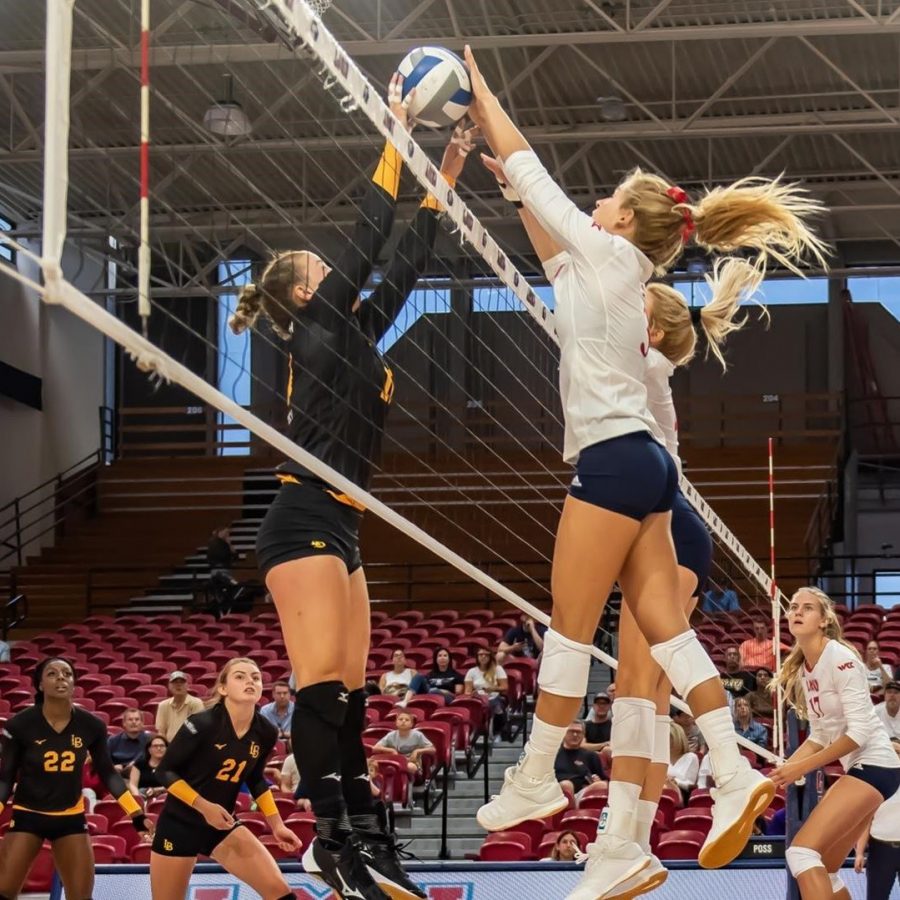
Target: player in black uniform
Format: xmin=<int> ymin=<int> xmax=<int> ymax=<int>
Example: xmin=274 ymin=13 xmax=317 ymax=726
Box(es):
xmin=0 ymin=658 xmax=149 ymax=899
xmin=229 ymin=73 xmax=476 ymax=900
xmin=150 ymin=657 xmax=300 ymax=899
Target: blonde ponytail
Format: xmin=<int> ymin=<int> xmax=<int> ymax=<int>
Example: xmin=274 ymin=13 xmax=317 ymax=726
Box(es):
xmin=699 ymin=258 xmax=767 ymax=371
xmin=229 ymin=283 xmax=263 ymax=335
xmin=692 ymin=176 xmax=830 ymax=276
xmin=645 ymin=258 xmax=765 ymax=371
xmin=774 ymin=586 xmax=860 ymax=719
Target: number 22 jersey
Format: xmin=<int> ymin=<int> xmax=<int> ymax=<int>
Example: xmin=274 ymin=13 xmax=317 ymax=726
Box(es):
xmin=801 ymin=639 xmax=899 ymax=772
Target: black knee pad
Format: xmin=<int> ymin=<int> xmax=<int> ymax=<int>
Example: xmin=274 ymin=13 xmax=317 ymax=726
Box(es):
xmin=344 ymin=687 xmax=367 ymax=734
xmin=294 ymin=680 xmax=349 ymax=729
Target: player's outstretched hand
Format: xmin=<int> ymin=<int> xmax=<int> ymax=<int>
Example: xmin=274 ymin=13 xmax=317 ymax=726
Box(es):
xmin=272 ymin=822 xmax=302 ymax=852
xmin=440 ymin=122 xmax=480 ymax=180
xmin=388 ymin=72 xmax=415 ymax=132
xmin=463 ymin=46 xmax=495 ymax=127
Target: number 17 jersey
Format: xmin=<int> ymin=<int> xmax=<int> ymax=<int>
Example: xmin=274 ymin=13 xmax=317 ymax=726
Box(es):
xmin=155 ymin=703 xmax=278 ymax=824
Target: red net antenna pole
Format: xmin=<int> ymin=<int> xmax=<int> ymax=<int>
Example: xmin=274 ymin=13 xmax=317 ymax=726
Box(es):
xmin=769 ymin=436 xmax=785 ymax=759
xmin=138 ymin=0 xmax=151 ymax=334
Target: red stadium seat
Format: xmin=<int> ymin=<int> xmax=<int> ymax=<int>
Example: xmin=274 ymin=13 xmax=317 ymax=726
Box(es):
xmin=110 ymin=816 xmax=144 ymax=853
xmin=559 ymin=811 xmax=601 ymax=843
xmin=85 ymin=812 xmax=109 ymax=834
xmin=94 ymin=798 xmax=128 ymax=827
xmin=655 ymin=830 xmax=705 ymax=860
xmin=90 ymin=840 xmax=122 ymax=863
xmin=284 ymin=814 xmax=316 ymax=846
xmin=130 ymin=842 xmax=154 ymax=863
xmin=688 ymin=789 xmax=714 ymax=810
xmin=478 ymin=839 xmax=529 ymax=861
xmin=672 ymin=810 xmax=713 ymax=834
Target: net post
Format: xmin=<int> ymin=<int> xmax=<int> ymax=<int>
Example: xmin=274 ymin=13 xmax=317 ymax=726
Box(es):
xmin=42 ymin=0 xmax=75 ymax=286
xmin=139 ymin=0 xmax=151 ymax=333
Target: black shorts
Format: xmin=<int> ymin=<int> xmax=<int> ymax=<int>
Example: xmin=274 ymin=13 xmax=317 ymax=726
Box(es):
xmin=671 ymin=489 xmax=713 ymax=596
xmin=151 ymin=808 xmax=243 ymax=858
xmin=9 ymin=809 xmax=88 ymax=841
xmin=846 ymin=764 xmax=900 ymax=801
xmin=256 ymin=479 xmax=363 ymax=577
xmin=569 ymin=432 xmax=678 ymax=520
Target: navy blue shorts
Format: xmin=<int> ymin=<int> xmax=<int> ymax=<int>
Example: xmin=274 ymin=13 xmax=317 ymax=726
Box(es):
xmin=671 ymin=489 xmax=713 ymax=597
xmin=847 ymin=764 xmax=900 ymax=801
xmin=569 ymin=432 xmax=678 ymax=521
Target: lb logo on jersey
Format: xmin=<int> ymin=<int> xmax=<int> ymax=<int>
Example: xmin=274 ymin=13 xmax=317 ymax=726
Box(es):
xmin=310 ymin=540 xmax=327 ymax=549
xmin=71 ymin=736 xmax=83 ymax=749
xmin=163 ymin=839 xmax=174 ymax=852
xmin=249 ymin=742 xmax=260 ymax=759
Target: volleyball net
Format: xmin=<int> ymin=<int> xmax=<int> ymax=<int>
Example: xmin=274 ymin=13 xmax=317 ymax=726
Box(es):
xmin=0 ymin=0 xmax=794 ymax=763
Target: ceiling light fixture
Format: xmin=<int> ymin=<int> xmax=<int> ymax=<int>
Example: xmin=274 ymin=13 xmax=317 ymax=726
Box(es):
xmin=596 ymin=95 xmax=627 ymax=122
xmin=203 ymin=74 xmax=252 ymax=137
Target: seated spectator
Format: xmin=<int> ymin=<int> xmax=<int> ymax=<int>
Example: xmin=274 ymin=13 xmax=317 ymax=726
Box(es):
xmin=746 ymin=667 xmax=775 ymax=719
xmin=865 ymin=640 xmax=894 ymax=692
xmin=733 ymin=696 xmax=769 ymax=751
xmin=875 ymin=681 xmax=900 ymax=740
xmin=464 ymin=648 xmax=509 ymax=732
xmin=671 ymin=707 xmax=706 ymax=753
xmin=701 ymin=587 xmax=739 ymax=615
xmin=554 ymin=720 xmax=605 ymax=795
xmin=379 ymin=649 xmax=417 ymax=698
xmin=606 ymin=682 xmax=617 ymax=705
xmin=496 ymin=613 xmax=547 ymax=665
xmin=665 ymin=721 xmax=699 ymax=797
xmin=372 ymin=710 xmax=435 ymax=776
xmin=260 ymin=680 xmax=294 ymax=742
xmin=549 ymin=830 xmax=582 ymax=862
xmin=108 ymin=707 xmax=150 ymax=775
xmin=739 ymin=617 xmax=776 ymax=671
xmin=697 ymin=752 xmax=713 ymax=789
xmin=0 ymin=638 xmax=10 ymax=663
xmin=154 ymin=671 xmax=205 ymax=742
xmin=582 ymin=693 xmax=612 ymax=751
xmin=720 ymin=646 xmax=757 ymax=699
xmin=279 ymin=754 xmax=312 ymax=812
xmin=128 ymin=733 xmax=168 ymax=798
xmin=421 ymin=648 xmax=465 ymax=703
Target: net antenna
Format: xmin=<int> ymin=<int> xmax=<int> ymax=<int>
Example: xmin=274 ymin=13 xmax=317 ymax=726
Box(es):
xmin=15 ymin=0 xmax=789 ymax=765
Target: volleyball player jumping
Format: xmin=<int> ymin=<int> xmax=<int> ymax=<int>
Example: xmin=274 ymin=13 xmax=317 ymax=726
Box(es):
xmin=230 ymin=74 xmax=476 ymax=900
xmin=0 ymin=658 xmax=150 ymax=900
xmin=150 ymin=658 xmax=300 ymax=900
xmin=465 ymin=44 xmax=828 ymax=899
xmin=775 ymin=587 xmax=900 ymax=900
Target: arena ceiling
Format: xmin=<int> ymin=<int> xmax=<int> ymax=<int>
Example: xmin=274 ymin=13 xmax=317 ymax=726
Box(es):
xmin=1 ymin=0 xmax=900 ymax=281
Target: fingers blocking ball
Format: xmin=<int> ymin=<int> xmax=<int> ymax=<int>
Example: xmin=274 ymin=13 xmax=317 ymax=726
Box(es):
xmin=397 ymin=46 xmax=472 ymax=128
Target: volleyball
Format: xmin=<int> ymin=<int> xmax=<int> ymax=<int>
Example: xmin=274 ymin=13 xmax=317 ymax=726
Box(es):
xmin=397 ymin=46 xmax=471 ymax=129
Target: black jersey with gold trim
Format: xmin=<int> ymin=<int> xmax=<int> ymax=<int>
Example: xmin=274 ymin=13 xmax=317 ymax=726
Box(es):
xmin=0 ymin=705 xmax=127 ymax=814
xmin=155 ymin=703 xmax=277 ymax=824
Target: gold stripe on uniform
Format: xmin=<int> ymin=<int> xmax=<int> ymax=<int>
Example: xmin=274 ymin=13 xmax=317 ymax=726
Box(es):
xmin=421 ymin=174 xmax=456 ymax=212
xmin=372 ymin=143 xmax=403 ymax=199
xmin=13 ymin=797 xmax=85 ymax=816
xmin=277 ymin=473 xmax=366 ymax=512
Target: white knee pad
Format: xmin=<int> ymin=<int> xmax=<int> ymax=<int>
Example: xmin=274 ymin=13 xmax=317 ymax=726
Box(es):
xmin=829 ymin=873 xmax=845 ymax=894
xmin=785 ymin=846 xmax=824 ymax=879
xmin=536 ymin=628 xmax=592 ymax=699
xmin=649 ymin=630 xmax=719 ymax=700
xmin=652 ymin=715 xmax=671 ymax=766
xmin=609 ymin=698 xmax=656 ymax=760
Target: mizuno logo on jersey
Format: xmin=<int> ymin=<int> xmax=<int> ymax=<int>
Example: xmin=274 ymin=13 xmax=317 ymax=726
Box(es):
xmin=355 ymin=774 xmax=370 ymax=782
xmin=185 ymin=721 xmax=197 ymax=734
xmin=322 ymin=772 xmax=342 ymax=782
xmin=34 ymin=739 xmax=46 ymax=745
xmin=338 ymin=692 xmax=348 ymax=703
xmin=214 ymin=743 xmax=227 ymax=750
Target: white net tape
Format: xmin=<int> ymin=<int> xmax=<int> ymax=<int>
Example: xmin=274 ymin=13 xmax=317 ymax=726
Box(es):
xmin=0 ymin=0 xmax=794 ymax=765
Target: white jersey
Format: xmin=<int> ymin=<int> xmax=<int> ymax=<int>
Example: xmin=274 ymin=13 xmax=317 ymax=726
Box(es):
xmin=801 ymin=640 xmax=900 ymax=771
xmin=874 ymin=702 xmax=900 ymax=740
xmin=871 ymin=784 xmax=900 ymax=841
xmin=505 ymin=150 xmax=660 ymax=464
xmin=645 ymin=348 xmax=680 ymax=475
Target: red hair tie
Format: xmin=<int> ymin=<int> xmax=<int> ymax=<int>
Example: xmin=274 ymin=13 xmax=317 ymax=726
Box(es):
xmin=666 ymin=185 xmax=695 ymax=243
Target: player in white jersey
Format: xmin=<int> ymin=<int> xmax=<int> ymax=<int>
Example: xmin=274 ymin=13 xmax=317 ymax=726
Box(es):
xmin=854 ymin=786 xmax=900 ymax=900
xmin=464 ymin=44 xmax=828 ymax=899
xmin=773 ymin=587 xmax=900 ymax=899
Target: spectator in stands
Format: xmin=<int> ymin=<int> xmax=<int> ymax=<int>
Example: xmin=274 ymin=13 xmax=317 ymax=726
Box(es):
xmin=554 ymin=720 xmax=605 ymax=796
xmin=464 ymin=648 xmax=509 ymax=733
xmin=379 ymin=648 xmax=417 ymax=698
xmin=206 ymin=525 xmax=240 ymax=618
xmin=606 ymin=681 xmax=617 ymax=704
xmin=746 ymin=667 xmax=775 ymax=719
xmin=108 ymin=708 xmax=150 ymax=776
xmin=733 ymin=696 xmax=769 ymax=749
xmin=665 ymin=721 xmax=700 ymax=797
xmin=496 ymin=612 xmax=547 ymax=665
xmin=260 ymin=680 xmax=294 ymax=743
xmin=582 ymin=693 xmax=612 ymax=751
xmin=865 ymin=640 xmax=894 ymax=692
xmin=720 ymin=645 xmax=757 ymax=698
xmin=372 ymin=711 xmax=435 ymax=776
xmin=154 ymin=670 xmax=205 ymax=742
xmin=421 ymin=648 xmax=465 ymax=703
xmin=279 ymin=754 xmax=313 ymax=811
xmin=671 ymin=707 xmax=706 ymax=753
xmin=739 ymin=617 xmax=776 ymax=671
xmin=129 ymin=734 xmax=168 ymax=798
xmin=549 ymin=830 xmax=583 ymax=862
xmin=0 ymin=638 xmax=10 ymax=663
xmin=701 ymin=587 xmax=740 ymax=615
xmin=875 ymin=681 xmax=900 ymax=740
